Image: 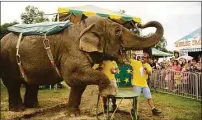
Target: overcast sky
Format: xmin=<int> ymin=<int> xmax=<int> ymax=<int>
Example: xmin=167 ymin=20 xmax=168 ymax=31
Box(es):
xmin=1 ymin=2 xmax=201 ymax=50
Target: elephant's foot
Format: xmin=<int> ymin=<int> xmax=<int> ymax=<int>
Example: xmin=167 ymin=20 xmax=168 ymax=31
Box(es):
xmin=24 ymin=101 xmax=39 ymax=108
xmin=65 ymin=86 xmax=86 ymax=116
xmin=9 ymin=104 xmax=25 ymax=112
xmin=65 ymin=106 xmax=80 ymax=117
xmin=99 ymin=83 xmax=118 ymax=97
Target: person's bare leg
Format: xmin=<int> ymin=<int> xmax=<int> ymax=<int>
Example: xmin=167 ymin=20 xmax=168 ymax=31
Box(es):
xmin=103 ymin=97 xmax=107 ymax=107
xmin=147 ymin=98 xmax=155 ymax=109
xmin=111 ymin=97 xmax=117 ymax=111
xmin=148 ymin=98 xmax=162 ymax=115
xmin=111 ymin=97 xmax=116 ymax=106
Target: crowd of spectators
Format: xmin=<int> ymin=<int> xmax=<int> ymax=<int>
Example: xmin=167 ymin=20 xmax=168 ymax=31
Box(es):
xmin=148 ymin=56 xmax=201 ymax=73
xmin=146 ymin=56 xmax=201 ymax=95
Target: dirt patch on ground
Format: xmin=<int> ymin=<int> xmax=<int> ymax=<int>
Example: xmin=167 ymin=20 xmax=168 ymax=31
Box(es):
xmin=2 ymin=85 xmax=167 ymax=120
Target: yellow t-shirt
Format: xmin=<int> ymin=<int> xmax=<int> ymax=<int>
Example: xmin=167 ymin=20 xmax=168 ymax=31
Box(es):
xmin=130 ymin=59 xmax=152 ymax=87
xmin=101 ymin=60 xmax=118 ymax=80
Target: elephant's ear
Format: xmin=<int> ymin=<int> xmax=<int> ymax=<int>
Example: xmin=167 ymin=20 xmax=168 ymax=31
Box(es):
xmin=79 ymin=24 xmax=103 ymax=53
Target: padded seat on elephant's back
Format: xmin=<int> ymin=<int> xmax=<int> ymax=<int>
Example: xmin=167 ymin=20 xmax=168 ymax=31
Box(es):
xmin=7 ymin=20 xmax=73 ymax=36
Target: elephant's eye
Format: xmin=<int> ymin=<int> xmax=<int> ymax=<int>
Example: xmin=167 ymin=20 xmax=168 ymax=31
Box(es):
xmin=115 ymin=27 xmax=122 ymax=37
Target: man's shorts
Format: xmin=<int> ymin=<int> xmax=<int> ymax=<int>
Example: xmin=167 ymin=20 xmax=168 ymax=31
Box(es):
xmin=132 ymin=86 xmax=152 ymax=99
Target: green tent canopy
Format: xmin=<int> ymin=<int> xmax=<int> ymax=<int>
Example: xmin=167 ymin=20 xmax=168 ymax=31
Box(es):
xmin=58 ymin=5 xmax=141 ymax=23
xmin=152 ymin=48 xmax=172 ymax=57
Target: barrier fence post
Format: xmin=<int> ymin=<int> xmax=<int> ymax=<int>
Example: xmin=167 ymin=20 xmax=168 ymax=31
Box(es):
xmin=195 ymin=74 xmax=198 ymax=100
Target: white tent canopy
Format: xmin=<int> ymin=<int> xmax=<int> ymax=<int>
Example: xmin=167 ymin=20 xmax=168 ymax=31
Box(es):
xmin=174 ymin=27 xmax=201 ymax=52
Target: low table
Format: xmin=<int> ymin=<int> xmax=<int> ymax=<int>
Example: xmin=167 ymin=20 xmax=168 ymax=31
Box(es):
xmin=105 ymin=90 xmax=139 ymax=120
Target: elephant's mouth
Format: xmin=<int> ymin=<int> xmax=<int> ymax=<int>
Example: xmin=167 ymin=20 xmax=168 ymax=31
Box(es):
xmin=116 ymin=49 xmax=129 ymax=64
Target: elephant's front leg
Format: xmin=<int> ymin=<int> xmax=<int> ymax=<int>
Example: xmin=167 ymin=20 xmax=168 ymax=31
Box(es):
xmin=67 ymin=86 xmax=86 ymax=116
xmin=69 ymin=67 xmax=117 ymax=97
xmin=65 ymin=67 xmax=117 ymax=116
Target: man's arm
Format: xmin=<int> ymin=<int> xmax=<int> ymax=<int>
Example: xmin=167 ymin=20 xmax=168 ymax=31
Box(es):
xmin=143 ymin=64 xmax=152 ymax=76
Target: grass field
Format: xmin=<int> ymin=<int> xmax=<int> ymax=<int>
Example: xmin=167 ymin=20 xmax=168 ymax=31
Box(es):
xmin=138 ymin=91 xmax=201 ymax=120
xmin=1 ymin=84 xmax=201 ymax=120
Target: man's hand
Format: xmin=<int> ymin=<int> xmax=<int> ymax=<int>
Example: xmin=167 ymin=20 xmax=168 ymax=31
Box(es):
xmin=142 ymin=64 xmax=147 ymax=70
xmin=143 ymin=64 xmax=151 ymax=75
xmin=111 ymin=67 xmax=118 ymax=74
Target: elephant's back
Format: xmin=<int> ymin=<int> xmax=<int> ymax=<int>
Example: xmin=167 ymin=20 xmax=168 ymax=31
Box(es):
xmin=1 ymin=33 xmax=18 ymax=50
xmin=1 ymin=32 xmax=61 ymax=84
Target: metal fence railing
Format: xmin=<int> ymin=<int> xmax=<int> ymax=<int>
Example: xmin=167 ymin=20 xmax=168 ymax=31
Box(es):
xmin=150 ymin=70 xmax=201 ymax=101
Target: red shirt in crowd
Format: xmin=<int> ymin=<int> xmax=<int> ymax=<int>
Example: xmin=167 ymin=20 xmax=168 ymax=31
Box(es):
xmin=171 ymin=65 xmax=181 ymax=71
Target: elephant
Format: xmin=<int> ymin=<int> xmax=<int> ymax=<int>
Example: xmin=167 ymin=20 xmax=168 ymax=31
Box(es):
xmin=0 ymin=16 xmax=164 ymax=115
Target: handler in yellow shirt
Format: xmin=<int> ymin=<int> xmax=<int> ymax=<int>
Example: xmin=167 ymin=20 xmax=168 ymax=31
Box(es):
xmin=93 ymin=60 xmax=119 ymax=111
xmin=130 ymin=52 xmax=162 ymax=116
xmin=100 ymin=60 xmax=118 ymax=84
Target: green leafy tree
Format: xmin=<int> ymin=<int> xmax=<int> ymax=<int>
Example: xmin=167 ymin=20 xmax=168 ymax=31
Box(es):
xmin=0 ymin=21 xmax=19 ymax=39
xmin=155 ymin=37 xmax=168 ymax=52
xmin=21 ymin=5 xmax=49 ymax=24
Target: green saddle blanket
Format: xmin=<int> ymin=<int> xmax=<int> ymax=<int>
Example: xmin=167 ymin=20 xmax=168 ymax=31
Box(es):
xmin=8 ymin=20 xmax=73 ymax=36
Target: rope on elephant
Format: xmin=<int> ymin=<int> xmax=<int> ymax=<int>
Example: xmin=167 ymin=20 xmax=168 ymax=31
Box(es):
xmin=61 ymin=13 xmax=72 ymax=22
xmin=15 ymin=33 xmax=62 ymax=81
xmin=16 ymin=33 xmax=28 ymax=81
xmin=131 ymin=21 xmax=141 ymax=34
xmin=43 ymin=34 xmax=61 ymax=78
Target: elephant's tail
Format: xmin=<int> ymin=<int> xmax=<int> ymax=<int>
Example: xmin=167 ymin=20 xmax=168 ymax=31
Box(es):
xmin=0 ymin=45 xmax=2 ymax=79
xmin=0 ymin=54 xmax=2 ymax=79
xmin=0 ymin=39 xmax=2 ymax=79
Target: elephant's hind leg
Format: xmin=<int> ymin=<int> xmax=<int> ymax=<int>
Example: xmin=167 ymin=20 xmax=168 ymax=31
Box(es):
xmin=24 ymin=84 xmax=39 ymax=108
xmin=67 ymin=86 xmax=87 ymax=116
xmin=7 ymin=82 xmax=24 ymax=112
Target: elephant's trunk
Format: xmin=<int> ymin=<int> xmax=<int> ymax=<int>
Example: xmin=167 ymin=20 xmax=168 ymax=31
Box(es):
xmin=122 ymin=21 xmax=164 ymax=50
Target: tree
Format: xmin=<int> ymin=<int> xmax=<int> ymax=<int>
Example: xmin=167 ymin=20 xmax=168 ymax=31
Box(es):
xmin=21 ymin=5 xmax=49 ymax=24
xmin=0 ymin=21 xmax=19 ymax=39
xmin=155 ymin=37 xmax=168 ymax=52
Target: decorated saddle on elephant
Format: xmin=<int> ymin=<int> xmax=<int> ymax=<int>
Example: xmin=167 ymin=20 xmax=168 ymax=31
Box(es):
xmin=8 ymin=20 xmax=73 ymax=36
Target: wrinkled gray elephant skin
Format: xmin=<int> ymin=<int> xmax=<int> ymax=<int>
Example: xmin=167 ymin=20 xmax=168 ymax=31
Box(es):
xmin=0 ymin=16 xmax=163 ymax=115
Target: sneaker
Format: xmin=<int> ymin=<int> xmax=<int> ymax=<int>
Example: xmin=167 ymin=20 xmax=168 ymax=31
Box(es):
xmin=152 ymin=108 xmax=162 ymax=115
